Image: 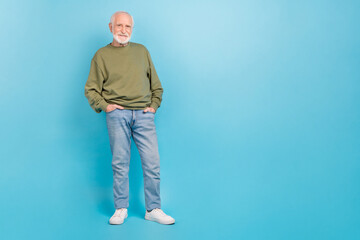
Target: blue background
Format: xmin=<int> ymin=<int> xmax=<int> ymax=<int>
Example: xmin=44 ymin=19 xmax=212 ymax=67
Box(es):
xmin=1 ymin=0 xmax=359 ymax=239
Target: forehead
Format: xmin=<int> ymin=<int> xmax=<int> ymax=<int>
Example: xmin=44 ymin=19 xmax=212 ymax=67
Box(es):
xmin=113 ymin=13 xmax=132 ymax=25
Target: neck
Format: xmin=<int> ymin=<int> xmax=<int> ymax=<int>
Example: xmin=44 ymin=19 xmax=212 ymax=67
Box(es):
xmin=111 ymin=40 xmax=129 ymax=47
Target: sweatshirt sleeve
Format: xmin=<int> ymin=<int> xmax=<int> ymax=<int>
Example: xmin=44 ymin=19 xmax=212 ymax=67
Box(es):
xmin=84 ymin=58 xmax=109 ymax=113
xmin=146 ymin=49 xmax=163 ymax=111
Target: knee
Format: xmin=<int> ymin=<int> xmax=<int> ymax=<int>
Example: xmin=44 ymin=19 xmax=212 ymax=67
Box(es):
xmin=112 ymin=161 xmax=129 ymax=177
xmin=143 ymin=165 xmax=160 ymax=179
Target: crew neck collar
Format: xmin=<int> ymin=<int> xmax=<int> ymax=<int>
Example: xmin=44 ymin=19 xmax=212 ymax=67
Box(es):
xmin=108 ymin=42 xmax=131 ymax=49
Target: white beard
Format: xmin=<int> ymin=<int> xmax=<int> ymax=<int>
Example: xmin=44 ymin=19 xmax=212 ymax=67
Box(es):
xmin=113 ymin=33 xmax=131 ymax=44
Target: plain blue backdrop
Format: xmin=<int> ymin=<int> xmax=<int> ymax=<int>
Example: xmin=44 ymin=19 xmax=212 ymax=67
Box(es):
xmin=0 ymin=0 xmax=359 ymax=239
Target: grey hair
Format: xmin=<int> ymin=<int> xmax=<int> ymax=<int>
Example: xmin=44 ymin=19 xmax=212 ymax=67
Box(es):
xmin=110 ymin=11 xmax=134 ymax=29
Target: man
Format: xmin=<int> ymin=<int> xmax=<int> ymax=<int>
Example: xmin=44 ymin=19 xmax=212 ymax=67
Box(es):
xmin=84 ymin=11 xmax=175 ymax=225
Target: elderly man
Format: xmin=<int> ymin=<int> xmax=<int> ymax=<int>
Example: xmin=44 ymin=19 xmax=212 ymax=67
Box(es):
xmin=84 ymin=11 xmax=175 ymax=225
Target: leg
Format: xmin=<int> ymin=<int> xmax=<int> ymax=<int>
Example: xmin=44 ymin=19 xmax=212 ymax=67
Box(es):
xmin=106 ymin=109 xmax=132 ymax=209
xmin=132 ymin=110 xmax=161 ymax=211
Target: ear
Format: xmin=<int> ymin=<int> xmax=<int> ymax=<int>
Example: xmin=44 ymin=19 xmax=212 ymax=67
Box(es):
xmin=108 ymin=23 xmax=113 ymax=33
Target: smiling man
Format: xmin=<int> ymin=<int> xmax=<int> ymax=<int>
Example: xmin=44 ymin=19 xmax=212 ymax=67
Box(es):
xmin=84 ymin=11 xmax=175 ymax=225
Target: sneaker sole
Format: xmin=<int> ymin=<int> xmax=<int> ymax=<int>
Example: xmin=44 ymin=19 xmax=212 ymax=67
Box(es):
xmin=145 ymin=215 xmax=175 ymax=225
xmin=109 ymin=213 xmax=128 ymax=225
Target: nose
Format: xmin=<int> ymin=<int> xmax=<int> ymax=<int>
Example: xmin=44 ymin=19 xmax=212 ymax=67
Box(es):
xmin=120 ymin=26 xmax=126 ymax=33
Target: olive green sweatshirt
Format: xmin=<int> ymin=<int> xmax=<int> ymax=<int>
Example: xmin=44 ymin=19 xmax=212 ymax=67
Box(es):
xmin=84 ymin=42 xmax=163 ymax=113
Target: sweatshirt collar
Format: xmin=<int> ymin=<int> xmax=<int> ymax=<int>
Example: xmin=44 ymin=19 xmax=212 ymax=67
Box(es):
xmin=108 ymin=42 xmax=131 ymax=49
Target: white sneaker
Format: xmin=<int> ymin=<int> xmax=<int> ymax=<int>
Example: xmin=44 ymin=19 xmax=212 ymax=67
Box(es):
xmin=109 ymin=208 xmax=128 ymax=225
xmin=145 ymin=208 xmax=175 ymax=225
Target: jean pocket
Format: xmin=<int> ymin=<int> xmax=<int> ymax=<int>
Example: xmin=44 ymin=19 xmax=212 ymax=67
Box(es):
xmin=106 ymin=109 xmax=117 ymax=114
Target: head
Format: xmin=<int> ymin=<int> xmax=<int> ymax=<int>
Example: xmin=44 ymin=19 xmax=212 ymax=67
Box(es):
xmin=109 ymin=11 xmax=134 ymax=45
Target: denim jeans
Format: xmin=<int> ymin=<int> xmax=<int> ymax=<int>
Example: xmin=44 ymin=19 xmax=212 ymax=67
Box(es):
xmin=105 ymin=109 xmax=161 ymax=211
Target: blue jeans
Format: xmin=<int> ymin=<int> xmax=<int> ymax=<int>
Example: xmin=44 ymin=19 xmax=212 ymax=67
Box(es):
xmin=106 ymin=109 xmax=161 ymax=211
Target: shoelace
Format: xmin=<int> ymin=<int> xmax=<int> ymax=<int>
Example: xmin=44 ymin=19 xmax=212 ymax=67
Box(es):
xmin=114 ymin=208 xmax=126 ymax=217
xmin=152 ymin=208 xmax=167 ymax=217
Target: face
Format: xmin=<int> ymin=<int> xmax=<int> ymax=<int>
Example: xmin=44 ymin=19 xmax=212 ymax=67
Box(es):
xmin=109 ymin=13 xmax=133 ymax=44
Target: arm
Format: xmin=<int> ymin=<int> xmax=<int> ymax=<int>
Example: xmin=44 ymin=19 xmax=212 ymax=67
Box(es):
xmin=84 ymin=59 xmax=109 ymax=113
xmin=146 ymin=49 xmax=163 ymax=111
